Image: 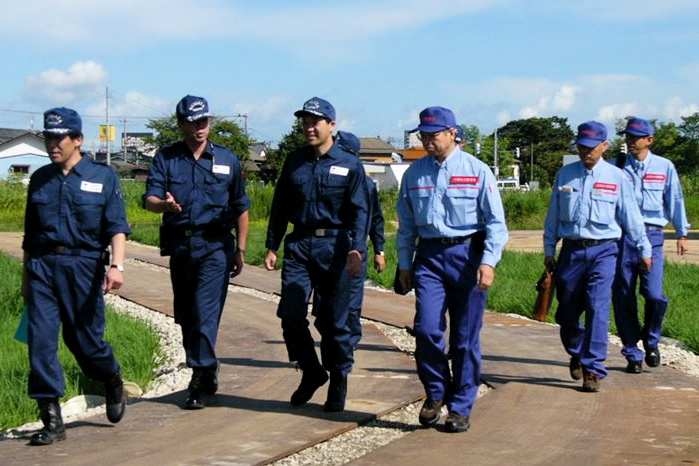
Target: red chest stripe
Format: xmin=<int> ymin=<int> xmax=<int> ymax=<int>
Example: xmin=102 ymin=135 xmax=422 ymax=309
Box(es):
xmin=450 ymin=176 xmax=478 ymax=185
xmin=644 ymin=174 xmax=666 ymax=182
xmin=593 ymin=182 xmax=617 ymax=191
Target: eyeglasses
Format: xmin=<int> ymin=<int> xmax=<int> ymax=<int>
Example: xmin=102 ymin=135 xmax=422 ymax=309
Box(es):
xmin=417 ymin=130 xmax=446 ymax=141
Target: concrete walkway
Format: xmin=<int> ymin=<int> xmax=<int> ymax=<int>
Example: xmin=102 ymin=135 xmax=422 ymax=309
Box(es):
xmin=0 ymin=232 xmax=698 ymax=465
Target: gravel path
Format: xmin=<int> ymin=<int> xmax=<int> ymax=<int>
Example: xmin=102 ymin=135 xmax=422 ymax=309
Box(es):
xmin=3 ymin=274 xmax=698 ymax=463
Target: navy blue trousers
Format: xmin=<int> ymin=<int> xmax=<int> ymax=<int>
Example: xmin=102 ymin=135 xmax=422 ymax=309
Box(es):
xmin=26 ymin=255 xmax=119 ymax=399
xmin=277 ymin=232 xmax=353 ymax=375
xmin=170 ymin=242 xmax=233 ymax=370
xmin=348 ymin=253 xmax=368 ymax=349
xmin=612 ymin=229 xmax=667 ymax=362
xmin=555 ymin=240 xmax=618 ymax=378
xmin=413 ymin=240 xmax=487 ymax=417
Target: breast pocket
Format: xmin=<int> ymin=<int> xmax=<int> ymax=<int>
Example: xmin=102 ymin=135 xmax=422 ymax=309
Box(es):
xmin=73 ymin=193 xmax=104 ymax=234
xmin=641 ymin=183 xmax=664 ymax=213
xmin=203 ymin=176 xmax=229 ymax=212
xmin=168 ymin=176 xmax=192 ymax=209
xmin=291 ymin=172 xmax=312 ymax=205
xmin=558 ymin=191 xmax=580 ymax=223
xmin=321 ymin=173 xmax=349 ymax=197
xmin=29 ymin=191 xmax=55 ymax=227
xmin=408 ymin=188 xmax=433 ymax=226
xmin=444 ymin=188 xmax=478 ymax=227
xmin=590 ymin=192 xmax=616 ymax=225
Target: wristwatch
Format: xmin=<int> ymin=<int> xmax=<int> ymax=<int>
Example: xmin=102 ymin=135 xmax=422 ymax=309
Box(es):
xmin=110 ymin=264 xmax=124 ymax=272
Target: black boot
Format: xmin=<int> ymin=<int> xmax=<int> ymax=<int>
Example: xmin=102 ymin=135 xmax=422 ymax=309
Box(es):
xmin=200 ymin=362 xmax=220 ymax=395
xmin=29 ymin=399 xmax=66 ymax=446
xmin=186 ymin=370 xmax=207 ymax=410
xmin=290 ymin=354 xmax=328 ymax=407
xmin=104 ymin=372 xmax=126 ymax=423
xmin=323 ymin=371 xmax=347 ymax=412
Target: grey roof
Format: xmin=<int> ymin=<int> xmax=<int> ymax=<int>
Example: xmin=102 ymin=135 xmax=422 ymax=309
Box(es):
xmin=0 ymin=128 xmax=39 ymax=144
xmin=358 ymin=137 xmax=396 ymax=154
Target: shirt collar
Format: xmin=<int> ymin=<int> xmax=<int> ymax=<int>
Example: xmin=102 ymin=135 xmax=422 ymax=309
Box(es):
xmin=69 ymin=155 xmax=89 ymax=177
xmin=431 ymin=147 xmax=460 ymax=167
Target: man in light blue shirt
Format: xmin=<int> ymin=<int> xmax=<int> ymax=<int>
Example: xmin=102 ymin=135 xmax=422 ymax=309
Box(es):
xmin=611 ymin=118 xmax=690 ymax=373
xmin=397 ymin=106 xmax=508 ymax=433
xmin=544 ymin=121 xmax=651 ymax=392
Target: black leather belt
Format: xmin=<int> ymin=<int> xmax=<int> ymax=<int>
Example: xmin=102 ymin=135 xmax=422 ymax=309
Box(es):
xmin=420 ymin=235 xmax=473 ymax=245
xmin=645 ymin=225 xmax=663 ymax=231
xmin=33 ymin=246 xmax=108 ymax=261
xmin=294 ymin=228 xmax=345 ymax=238
xmin=563 ymin=238 xmax=614 ymax=248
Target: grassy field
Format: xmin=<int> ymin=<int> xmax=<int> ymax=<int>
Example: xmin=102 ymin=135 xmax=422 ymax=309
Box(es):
xmin=0 ymin=252 xmax=162 ymax=431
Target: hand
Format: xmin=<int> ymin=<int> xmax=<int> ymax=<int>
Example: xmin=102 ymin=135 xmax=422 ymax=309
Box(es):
xmin=639 ymin=257 xmax=652 ymax=273
xmin=477 ymin=264 xmax=495 ymax=291
xmin=677 ymin=237 xmax=688 ymax=256
xmin=398 ymin=269 xmax=413 ymax=292
xmin=163 ymin=191 xmax=182 ymax=213
xmin=264 ymin=249 xmax=277 ymax=271
xmin=346 ymin=250 xmax=363 ymax=276
xmin=544 ymin=256 xmax=557 ymax=272
xmin=374 ymin=253 xmax=386 ymax=273
xmin=230 ymin=248 xmax=245 ymax=278
xmin=103 ymin=267 xmax=124 ymax=293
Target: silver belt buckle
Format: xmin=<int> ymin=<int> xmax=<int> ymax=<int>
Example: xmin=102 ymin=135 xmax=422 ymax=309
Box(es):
xmin=315 ymin=229 xmax=326 ymax=237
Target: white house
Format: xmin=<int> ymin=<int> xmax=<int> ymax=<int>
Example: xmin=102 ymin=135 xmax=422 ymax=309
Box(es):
xmin=362 ymin=162 xmax=411 ymax=190
xmin=0 ymin=130 xmax=49 ymax=181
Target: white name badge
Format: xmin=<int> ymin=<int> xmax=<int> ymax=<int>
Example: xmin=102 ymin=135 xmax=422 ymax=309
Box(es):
xmin=80 ymin=181 xmax=103 ymax=193
xmin=329 ymin=166 xmax=349 ymax=177
xmin=212 ymin=164 xmax=231 ymax=175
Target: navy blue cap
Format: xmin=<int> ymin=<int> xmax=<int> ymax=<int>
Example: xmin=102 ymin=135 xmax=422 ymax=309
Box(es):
xmin=176 ymin=95 xmax=211 ymax=122
xmin=43 ymin=107 xmax=82 ymax=135
xmin=455 ymin=125 xmax=465 ymax=143
xmin=336 ymin=131 xmax=361 ymax=155
xmin=619 ymin=118 xmax=654 ymax=137
xmin=575 ymin=121 xmax=607 ymax=148
xmin=412 ymin=106 xmax=456 ymax=133
xmin=294 ymin=97 xmax=336 ymax=121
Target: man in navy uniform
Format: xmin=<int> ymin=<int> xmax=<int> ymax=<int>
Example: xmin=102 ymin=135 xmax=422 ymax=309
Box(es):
xmin=612 ymin=118 xmax=690 ymax=373
xmin=396 ymin=106 xmax=508 ymax=433
xmin=22 ymin=107 xmax=130 ymax=445
xmin=144 ymin=95 xmax=250 ymax=409
xmin=336 ymin=131 xmax=386 ymax=348
xmin=544 ymin=121 xmax=651 ymax=392
xmin=265 ymin=98 xmax=368 ymax=412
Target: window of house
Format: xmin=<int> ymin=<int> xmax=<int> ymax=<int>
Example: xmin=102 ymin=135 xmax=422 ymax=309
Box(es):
xmin=10 ymin=165 xmax=30 ymax=174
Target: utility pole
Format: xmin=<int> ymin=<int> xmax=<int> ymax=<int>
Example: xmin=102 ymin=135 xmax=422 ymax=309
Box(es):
xmin=106 ymin=86 xmax=110 ymax=166
xmin=530 ymin=141 xmax=534 ymax=182
xmin=121 ymin=119 xmax=128 ymax=163
xmin=493 ymin=129 xmax=499 ymax=178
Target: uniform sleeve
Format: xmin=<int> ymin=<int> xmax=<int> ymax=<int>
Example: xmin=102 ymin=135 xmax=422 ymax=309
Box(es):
xmin=543 ymin=172 xmax=561 ymax=257
xmin=143 ymin=150 xmax=168 ymax=206
xmin=22 ymin=175 xmax=40 ymax=251
xmin=368 ymin=180 xmax=385 ymax=253
xmin=396 ymin=171 xmax=418 ymax=270
xmin=619 ymin=176 xmax=651 ymax=258
xmin=265 ymin=159 xmax=292 ymax=251
xmin=347 ymin=162 xmax=369 ymax=253
xmin=664 ymin=162 xmax=690 ymax=237
xmin=103 ymin=167 xmax=132 ymax=239
xmin=228 ymin=155 xmax=251 ymax=218
xmin=478 ymin=167 xmax=508 ymax=267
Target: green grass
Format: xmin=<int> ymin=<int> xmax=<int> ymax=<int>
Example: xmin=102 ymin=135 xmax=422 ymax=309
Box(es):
xmin=0 ymin=252 xmax=161 ymax=431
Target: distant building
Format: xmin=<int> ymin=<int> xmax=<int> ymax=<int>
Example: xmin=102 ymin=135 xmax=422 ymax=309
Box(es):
xmin=358 ymin=137 xmax=403 ymax=163
xmin=363 ymin=162 xmax=411 ymax=190
xmin=0 ymin=129 xmax=49 ymax=182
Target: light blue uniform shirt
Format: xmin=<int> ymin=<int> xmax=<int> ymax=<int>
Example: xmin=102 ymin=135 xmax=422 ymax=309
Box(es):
xmin=544 ymin=159 xmax=651 ymax=258
xmin=614 ymin=152 xmax=690 ymax=237
xmin=397 ymin=148 xmax=509 ymax=269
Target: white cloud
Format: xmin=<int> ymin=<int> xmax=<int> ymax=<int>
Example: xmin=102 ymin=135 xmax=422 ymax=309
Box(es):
xmin=664 ymin=97 xmax=699 ymax=121
xmin=85 ymin=91 xmax=170 ymax=119
xmin=595 ymin=103 xmax=640 ymax=122
xmin=535 ymin=0 xmax=699 ymax=21
xmin=519 ymin=85 xmax=581 ymax=119
xmin=24 ymin=61 xmax=109 ymax=105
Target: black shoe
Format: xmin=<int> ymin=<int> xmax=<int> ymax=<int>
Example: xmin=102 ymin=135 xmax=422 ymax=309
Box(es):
xmin=290 ymin=365 xmax=328 ymax=406
xmin=569 ymin=357 xmax=583 ymax=380
xmin=323 ymin=372 xmax=347 ymax=412
xmin=104 ymin=372 xmax=126 ymax=424
xmin=626 ymin=360 xmax=643 ymax=374
xmin=645 ymin=347 xmax=661 ymax=367
xmin=29 ymin=399 xmax=66 ymax=446
xmin=201 ymin=363 xmax=219 ymax=395
xmin=582 ymin=372 xmax=601 ymax=392
xmin=185 ymin=371 xmax=207 ymax=409
xmin=418 ymin=398 xmax=443 ymax=427
xmin=445 ymin=411 xmax=470 ymax=433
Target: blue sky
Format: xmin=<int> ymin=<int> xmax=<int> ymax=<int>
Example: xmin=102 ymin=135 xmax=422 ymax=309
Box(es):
xmin=1 ymin=0 xmax=698 ymax=152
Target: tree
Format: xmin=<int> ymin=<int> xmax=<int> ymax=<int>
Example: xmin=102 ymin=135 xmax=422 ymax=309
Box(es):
xmin=497 ymin=116 xmax=574 ymax=186
xmin=265 ymin=121 xmax=306 ymax=183
xmin=144 ymin=114 xmax=252 ymax=170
